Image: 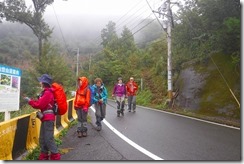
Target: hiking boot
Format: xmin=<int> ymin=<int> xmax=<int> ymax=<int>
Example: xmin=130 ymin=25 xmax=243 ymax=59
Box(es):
xmin=77 ymin=131 xmax=82 ymax=138
xmin=38 ymin=152 xmax=49 ymax=160
xmin=96 ymin=125 xmax=102 ymax=131
xmin=117 ymin=111 xmax=120 ymax=117
xmin=82 ymin=131 xmax=87 ymax=137
xmin=50 ymin=153 xmax=61 ymax=160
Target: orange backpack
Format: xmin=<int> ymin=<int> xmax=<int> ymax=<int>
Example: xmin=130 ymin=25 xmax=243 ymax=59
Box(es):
xmin=51 ymin=82 xmax=68 ymax=115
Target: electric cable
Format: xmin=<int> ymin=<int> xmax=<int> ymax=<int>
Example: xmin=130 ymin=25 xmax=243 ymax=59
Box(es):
xmin=52 ymin=4 xmax=69 ymax=54
xmin=92 ymin=0 xmax=161 ymax=46
xmin=210 ymin=54 xmax=240 ymax=108
xmin=145 ymin=0 xmax=165 ymax=30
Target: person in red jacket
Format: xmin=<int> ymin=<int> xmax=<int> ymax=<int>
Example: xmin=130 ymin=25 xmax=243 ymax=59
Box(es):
xmin=24 ymin=74 xmax=61 ymax=160
xmin=126 ymin=77 xmax=138 ymax=112
xmin=74 ymin=76 xmax=91 ymax=138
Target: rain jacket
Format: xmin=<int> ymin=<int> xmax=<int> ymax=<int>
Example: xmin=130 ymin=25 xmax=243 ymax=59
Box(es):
xmin=126 ymin=81 xmax=138 ymax=96
xmin=113 ymin=83 xmax=126 ymax=97
xmin=28 ymin=87 xmax=55 ymax=121
xmin=91 ymin=83 xmax=108 ymax=104
xmin=74 ymin=77 xmax=91 ymax=111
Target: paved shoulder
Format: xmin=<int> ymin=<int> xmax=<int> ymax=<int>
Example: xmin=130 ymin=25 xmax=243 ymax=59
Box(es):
xmin=59 ymin=122 xmax=126 ymax=160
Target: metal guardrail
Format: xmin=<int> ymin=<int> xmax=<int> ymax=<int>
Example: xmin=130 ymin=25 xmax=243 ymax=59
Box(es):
xmin=0 ymin=98 xmax=77 ymax=160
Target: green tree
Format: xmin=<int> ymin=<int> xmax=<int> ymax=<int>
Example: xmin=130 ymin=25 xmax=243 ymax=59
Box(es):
xmin=21 ymin=42 xmax=75 ymax=99
xmin=100 ymin=21 xmax=118 ymax=50
xmin=0 ymin=0 xmax=54 ymax=61
xmin=173 ymin=0 xmax=241 ymax=63
xmin=119 ymin=26 xmax=137 ymax=57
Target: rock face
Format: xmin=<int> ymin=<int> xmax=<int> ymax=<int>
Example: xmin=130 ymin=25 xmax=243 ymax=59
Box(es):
xmin=173 ymin=55 xmax=240 ymax=122
xmin=174 ymin=66 xmax=208 ymax=111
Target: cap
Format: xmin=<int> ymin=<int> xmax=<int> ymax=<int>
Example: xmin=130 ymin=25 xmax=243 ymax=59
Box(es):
xmin=118 ymin=77 xmax=122 ymax=81
xmin=38 ymin=74 xmax=52 ymax=86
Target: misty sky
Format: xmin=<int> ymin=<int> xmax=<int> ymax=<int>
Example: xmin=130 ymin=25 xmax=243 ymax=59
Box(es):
xmin=43 ymin=0 xmax=162 ymax=31
xmin=45 ymin=0 xmax=158 ymax=18
xmin=39 ymin=0 xmax=166 ymax=45
xmin=13 ymin=0 xmax=183 ymax=49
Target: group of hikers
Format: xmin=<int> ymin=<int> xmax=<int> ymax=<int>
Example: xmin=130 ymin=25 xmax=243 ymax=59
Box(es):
xmin=74 ymin=76 xmax=138 ymax=137
xmin=112 ymin=77 xmax=138 ymax=116
xmin=24 ymin=74 xmax=138 ymax=160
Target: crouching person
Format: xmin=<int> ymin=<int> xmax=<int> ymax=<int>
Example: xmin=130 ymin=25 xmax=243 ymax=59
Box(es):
xmin=24 ymin=74 xmax=61 ymax=160
xmin=74 ymin=77 xmax=91 ymax=138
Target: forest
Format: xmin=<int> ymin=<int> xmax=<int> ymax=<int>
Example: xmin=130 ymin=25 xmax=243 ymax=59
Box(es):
xmin=0 ymin=0 xmax=241 ymax=126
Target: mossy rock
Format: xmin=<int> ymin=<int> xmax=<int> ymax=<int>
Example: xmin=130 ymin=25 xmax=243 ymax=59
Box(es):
xmin=174 ymin=53 xmax=240 ymax=122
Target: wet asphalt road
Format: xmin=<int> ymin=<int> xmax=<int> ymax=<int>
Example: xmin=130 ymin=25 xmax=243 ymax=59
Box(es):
xmin=60 ymin=99 xmax=241 ymax=161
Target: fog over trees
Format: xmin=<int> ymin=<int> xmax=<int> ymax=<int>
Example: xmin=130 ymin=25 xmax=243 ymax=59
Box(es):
xmin=44 ymin=13 xmax=162 ymax=52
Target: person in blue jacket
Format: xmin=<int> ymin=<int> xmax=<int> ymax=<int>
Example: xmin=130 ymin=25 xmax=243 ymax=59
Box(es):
xmin=91 ymin=78 xmax=108 ymax=131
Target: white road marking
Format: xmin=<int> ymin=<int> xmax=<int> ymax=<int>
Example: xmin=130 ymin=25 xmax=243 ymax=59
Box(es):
xmin=90 ymin=106 xmax=163 ymax=160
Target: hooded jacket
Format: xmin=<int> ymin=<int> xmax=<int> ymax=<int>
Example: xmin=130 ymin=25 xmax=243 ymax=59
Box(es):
xmin=74 ymin=77 xmax=91 ymax=111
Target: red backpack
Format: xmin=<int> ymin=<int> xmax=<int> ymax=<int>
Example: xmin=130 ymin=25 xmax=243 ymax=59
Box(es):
xmin=51 ymin=82 xmax=68 ymax=115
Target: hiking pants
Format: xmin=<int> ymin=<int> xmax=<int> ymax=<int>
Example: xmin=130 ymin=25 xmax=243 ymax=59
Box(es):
xmin=94 ymin=103 xmax=106 ymax=126
xmin=116 ymin=95 xmax=125 ymax=113
xmin=39 ymin=121 xmax=59 ymax=154
xmin=76 ymin=109 xmax=88 ymax=132
xmin=127 ymin=95 xmax=136 ymax=111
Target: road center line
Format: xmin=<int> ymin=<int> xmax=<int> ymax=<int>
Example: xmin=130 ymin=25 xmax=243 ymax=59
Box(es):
xmin=90 ymin=106 xmax=163 ymax=160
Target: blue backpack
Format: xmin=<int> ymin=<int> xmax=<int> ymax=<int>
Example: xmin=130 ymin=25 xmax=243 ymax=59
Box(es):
xmin=87 ymin=85 xmax=95 ymax=106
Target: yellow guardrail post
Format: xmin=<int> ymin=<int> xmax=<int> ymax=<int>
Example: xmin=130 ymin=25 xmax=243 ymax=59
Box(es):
xmin=0 ymin=119 xmax=18 ymax=160
xmin=71 ymin=98 xmax=77 ymax=120
xmin=26 ymin=112 xmax=41 ymax=151
xmin=0 ymin=98 xmax=76 ymax=160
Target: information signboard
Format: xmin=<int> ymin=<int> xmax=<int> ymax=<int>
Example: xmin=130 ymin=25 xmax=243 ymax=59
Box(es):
xmin=0 ymin=64 xmax=22 ymax=112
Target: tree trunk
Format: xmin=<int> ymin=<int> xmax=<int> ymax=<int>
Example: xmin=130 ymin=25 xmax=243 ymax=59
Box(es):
xmin=38 ymin=37 xmax=42 ymax=61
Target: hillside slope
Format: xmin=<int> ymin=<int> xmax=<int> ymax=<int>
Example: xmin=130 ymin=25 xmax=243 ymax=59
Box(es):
xmin=174 ymin=53 xmax=240 ymax=126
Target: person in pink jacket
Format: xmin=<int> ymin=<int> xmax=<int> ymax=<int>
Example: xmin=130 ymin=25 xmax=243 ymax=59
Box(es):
xmin=112 ymin=77 xmax=127 ymax=117
xmin=24 ymin=74 xmax=60 ymax=160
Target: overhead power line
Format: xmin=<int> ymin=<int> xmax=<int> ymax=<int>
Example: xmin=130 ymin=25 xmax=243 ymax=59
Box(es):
xmin=52 ymin=4 xmax=69 ymax=54
xmin=92 ymin=0 xmax=147 ymax=45
xmin=93 ymin=0 xmax=161 ymax=46
xmin=145 ymin=0 xmax=165 ymax=30
xmin=115 ymin=0 xmax=145 ymax=26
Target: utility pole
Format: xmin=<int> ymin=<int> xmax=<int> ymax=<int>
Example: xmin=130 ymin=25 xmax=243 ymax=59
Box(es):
xmin=89 ymin=54 xmax=92 ymax=72
xmin=76 ymin=48 xmax=79 ymax=78
xmin=76 ymin=48 xmax=79 ymax=87
xmin=153 ymin=0 xmax=174 ymax=102
xmin=166 ymin=0 xmax=173 ymax=101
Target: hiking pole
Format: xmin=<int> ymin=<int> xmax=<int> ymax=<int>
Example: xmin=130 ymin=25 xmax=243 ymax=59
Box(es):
xmin=125 ymin=97 xmax=128 ymax=110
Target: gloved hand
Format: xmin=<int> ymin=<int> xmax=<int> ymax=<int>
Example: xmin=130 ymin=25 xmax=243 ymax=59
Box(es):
xmin=24 ymin=97 xmax=31 ymax=102
xmin=83 ymin=107 xmax=88 ymax=112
